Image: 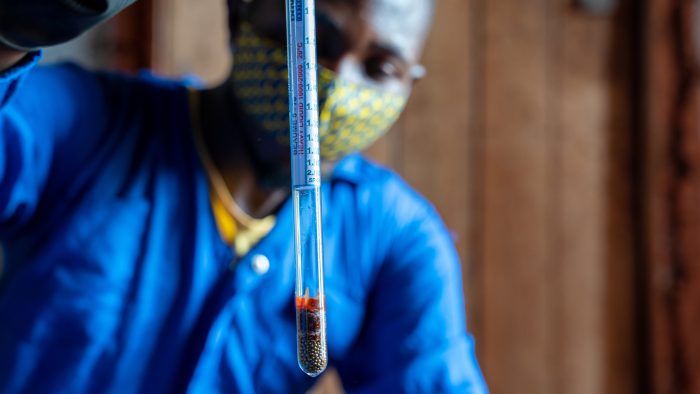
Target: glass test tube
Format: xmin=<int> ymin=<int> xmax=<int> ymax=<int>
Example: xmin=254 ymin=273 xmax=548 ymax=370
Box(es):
xmin=285 ymin=0 xmax=328 ymax=377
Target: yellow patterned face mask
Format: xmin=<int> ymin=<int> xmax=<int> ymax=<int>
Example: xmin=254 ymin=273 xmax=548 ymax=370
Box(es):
xmin=232 ymin=24 xmax=408 ymax=161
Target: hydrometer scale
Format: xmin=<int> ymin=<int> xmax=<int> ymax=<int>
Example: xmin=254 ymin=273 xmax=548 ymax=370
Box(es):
xmin=285 ymin=0 xmax=328 ymax=377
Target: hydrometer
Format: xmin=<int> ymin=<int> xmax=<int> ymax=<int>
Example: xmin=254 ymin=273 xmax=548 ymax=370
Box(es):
xmin=285 ymin=0 xmax=328 ymax=377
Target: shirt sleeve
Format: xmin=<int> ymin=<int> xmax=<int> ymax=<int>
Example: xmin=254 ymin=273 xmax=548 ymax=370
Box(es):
xmin=336 ymin=181 xmax=488 ymax=394
xmin=0 ymin=51 xmax=113 ymax=238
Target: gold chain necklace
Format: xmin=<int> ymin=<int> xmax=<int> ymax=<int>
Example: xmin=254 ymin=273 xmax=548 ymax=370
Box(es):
xmin=189 ymin=89 xmax=257 ymax=229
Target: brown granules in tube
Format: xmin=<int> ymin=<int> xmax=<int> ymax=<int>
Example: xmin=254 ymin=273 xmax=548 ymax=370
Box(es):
xmin=296 ymin=293 xmax=327 ymax=376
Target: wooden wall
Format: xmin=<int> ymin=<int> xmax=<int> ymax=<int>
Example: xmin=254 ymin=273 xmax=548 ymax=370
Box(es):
xmin=644 ymin=0 xmax=700 ymax=392
xmin=118 ymin=0 xmax=642 ymax=392
xmin=378 ymin=0 xmax=637 ymax=392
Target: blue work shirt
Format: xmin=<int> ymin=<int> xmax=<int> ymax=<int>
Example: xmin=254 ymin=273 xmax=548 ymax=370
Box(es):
xmin=0 ymin=51 xmax=487 ymax=393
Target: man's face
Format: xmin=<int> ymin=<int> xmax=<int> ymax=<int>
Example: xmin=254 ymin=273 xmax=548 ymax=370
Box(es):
xmin=227 ymin=0 xmax=433 ymax=187
xmin=237 ymin=0 xmax=432 ymax=97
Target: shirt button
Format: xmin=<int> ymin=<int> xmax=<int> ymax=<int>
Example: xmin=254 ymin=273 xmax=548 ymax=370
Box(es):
xmin=251 ymin=254 xmax=270 ymax=275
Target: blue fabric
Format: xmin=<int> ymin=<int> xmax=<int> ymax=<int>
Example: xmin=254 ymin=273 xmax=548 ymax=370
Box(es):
xmin=0 ymin=51 xmax=488 ymax=394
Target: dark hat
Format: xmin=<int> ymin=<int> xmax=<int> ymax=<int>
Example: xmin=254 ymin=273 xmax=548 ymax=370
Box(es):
xmin=0 ymin=0 xmax=137 ymax=50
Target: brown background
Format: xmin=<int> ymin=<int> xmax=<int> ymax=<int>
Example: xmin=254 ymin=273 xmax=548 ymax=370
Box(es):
xmin=35 ymin=0 xmax=700 ymax=392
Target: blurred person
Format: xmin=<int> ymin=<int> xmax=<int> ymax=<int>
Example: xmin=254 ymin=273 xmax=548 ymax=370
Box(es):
xmin=0 ymin=0 xmax=487 ymax=392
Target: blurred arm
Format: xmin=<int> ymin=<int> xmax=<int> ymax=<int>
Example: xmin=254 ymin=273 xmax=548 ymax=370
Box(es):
xmin=336 ymin=186 xmax=489 ymax=393
xmin=0 ymin=52 xmax=114 ymax=238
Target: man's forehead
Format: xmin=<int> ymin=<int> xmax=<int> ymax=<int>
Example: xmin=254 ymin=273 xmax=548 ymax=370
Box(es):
xmin=367 ymin=0 xmax=433 ymax=61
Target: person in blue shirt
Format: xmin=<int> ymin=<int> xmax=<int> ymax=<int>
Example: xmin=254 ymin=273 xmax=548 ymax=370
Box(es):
xmin=0 ymin=0 xmax=488 ymax=392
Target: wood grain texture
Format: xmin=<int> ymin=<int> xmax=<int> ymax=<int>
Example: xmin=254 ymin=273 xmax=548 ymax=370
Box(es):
xmin=670 ymin=3 xmax=700 ymax=391
xmin=558 ymin=6 xmax=609 ymax=393
xmin=478 ymin=1 xmax=636 ymax=393
xmin=644 ymin=1 xmax=700 ymax=392
xmin=559 ymin=3 xmax=635 ymax=393
xmin=480 ymin=0 xmax=555 ymax=392
xmin=644 ymin=0 xmax=676 ymax=392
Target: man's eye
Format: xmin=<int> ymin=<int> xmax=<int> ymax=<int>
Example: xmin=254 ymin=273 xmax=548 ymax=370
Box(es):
xmin=365 ymin=57 xmax=401 ymax=82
